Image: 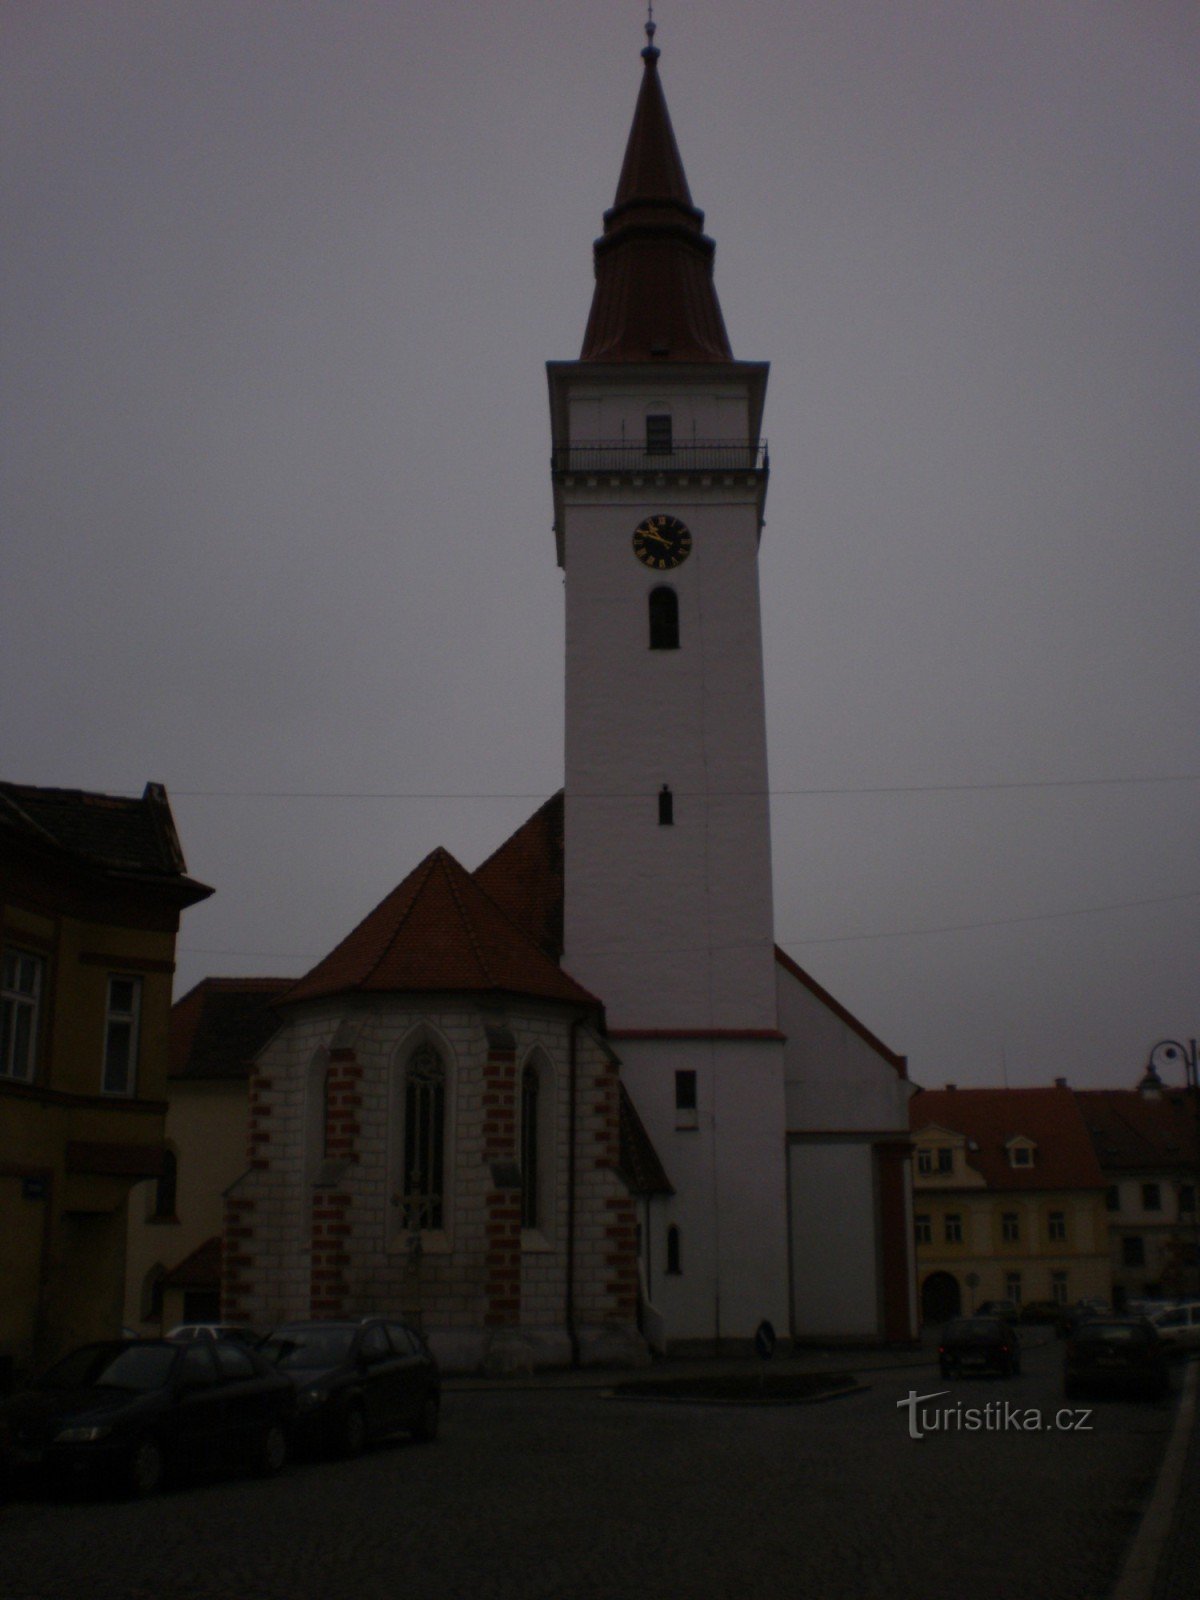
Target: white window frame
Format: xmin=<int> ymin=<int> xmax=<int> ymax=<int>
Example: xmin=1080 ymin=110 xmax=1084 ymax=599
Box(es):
xmin=1048 ymin=1210 xmax=1067 ymax=1242
xmin=102 ymin=974 xmax=142 ymax=1095
xmin=1 ymin=948 xmax=44 ymax=1082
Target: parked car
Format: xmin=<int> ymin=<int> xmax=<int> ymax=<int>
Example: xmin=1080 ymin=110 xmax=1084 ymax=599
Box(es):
xmin=0 ymin=1338 xmax=294 ymax=1496
xmin=1056 ymin=1302 xmax=1108 ymax=1340
xmin=166 ymin=1323 xmax=261 ymax=1346
xmin=261 ymin=1317 xmax=440 ymax=1456
xmin=939 ymin=1316 xmax=1021 ymax=1378
xmin=1018 ymin=1300 xmax=1061 ymax=1325
xmin=1147 ymin=1302 xmax=1200 ymax=1356
xmin=975 ymin=1300 xmax=1019 ymax=1324
xmin=1064 ymin=1317 xmax=1170 ymax=1399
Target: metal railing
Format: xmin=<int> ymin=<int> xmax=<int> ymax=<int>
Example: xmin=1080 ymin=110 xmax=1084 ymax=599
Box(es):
xmin=552 ymin=439 xmax=768 ymax=475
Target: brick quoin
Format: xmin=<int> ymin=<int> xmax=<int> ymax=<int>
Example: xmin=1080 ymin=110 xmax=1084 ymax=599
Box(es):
xmin=483 ymin=1046 xmax=521 ymax=1328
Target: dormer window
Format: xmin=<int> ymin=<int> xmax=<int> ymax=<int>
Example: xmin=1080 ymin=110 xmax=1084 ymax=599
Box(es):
xmin=1009 ymin=1143 xmax=1034 ymax=1169
xmin=646 ymin=413 xmax=672 ymax=454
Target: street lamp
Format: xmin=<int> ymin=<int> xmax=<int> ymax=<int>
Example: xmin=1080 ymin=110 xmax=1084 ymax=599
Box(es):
xmin=1145 ymin=1039 xmax=1200 ymax=1297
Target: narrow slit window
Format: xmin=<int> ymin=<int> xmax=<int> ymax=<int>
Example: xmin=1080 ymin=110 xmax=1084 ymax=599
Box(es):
xmin=649 ymin=586 xmax=679 ymax=649
xmin=666 ymin=1224 xmax=682 ymax=1275
xmin=658 ymin=784 xmax=673 ymax=826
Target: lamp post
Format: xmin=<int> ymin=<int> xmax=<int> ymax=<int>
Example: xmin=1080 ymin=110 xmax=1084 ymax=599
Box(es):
xmin=1146 ymin=1039 xmax=1200 ymax=1298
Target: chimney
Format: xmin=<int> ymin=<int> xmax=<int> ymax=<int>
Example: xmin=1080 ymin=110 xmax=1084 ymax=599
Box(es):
xmin=1054 ymin=1077 xmax=1067 ymax=1088
xmin=945 ymin=1083 xmax=956 ymax=1092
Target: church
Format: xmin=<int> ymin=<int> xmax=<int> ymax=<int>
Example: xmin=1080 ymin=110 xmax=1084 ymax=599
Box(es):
xmin=222 ymin=24 xmax=917 ymax=1369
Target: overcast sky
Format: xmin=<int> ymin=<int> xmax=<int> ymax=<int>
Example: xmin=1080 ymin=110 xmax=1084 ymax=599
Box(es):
xmin=4 ymin=1 xmax=1197 ymax=1092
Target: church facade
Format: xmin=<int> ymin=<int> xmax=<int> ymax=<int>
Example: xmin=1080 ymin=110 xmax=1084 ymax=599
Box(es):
xmin=221 ymin=29 xmax=917 ymax=1367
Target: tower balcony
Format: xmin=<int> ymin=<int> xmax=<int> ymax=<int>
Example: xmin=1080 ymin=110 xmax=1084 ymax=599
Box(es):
xmin=551 ymin=439 xmax=769 ymax=481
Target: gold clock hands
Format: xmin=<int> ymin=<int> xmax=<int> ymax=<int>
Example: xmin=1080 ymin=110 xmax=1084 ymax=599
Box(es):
xmin=640 ymin=530 xmax=673 ymax=547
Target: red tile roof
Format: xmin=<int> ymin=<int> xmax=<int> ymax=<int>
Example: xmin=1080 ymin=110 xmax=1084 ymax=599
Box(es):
xmin=170 ymin=978 xmax=291 ymax=1081
xmin=283 ymin=846 xmax=599 ymax=1010
xmin=910 ymin=1086 xmax=1106 ymax=1191
xmin=1076 ymin=1089 xmax=1199 ymax=1172
xmin=579 ymin=36 xmax=731 ymax=363
xmin=473 ymin=792 xmax=564 ymax=960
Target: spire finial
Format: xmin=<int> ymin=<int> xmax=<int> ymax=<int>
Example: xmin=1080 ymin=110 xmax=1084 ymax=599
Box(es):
xmin=643 ymin=3 xmax=659 ymax=64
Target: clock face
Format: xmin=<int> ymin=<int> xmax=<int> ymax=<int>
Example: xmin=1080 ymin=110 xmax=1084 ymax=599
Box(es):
xmin=632 ymin=514 xmax=692 ymax=571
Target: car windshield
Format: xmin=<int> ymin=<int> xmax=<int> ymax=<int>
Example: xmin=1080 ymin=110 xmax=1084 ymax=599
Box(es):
xmin=37 ymin=1343 xmax=178 ymax=1392
xmin=263 ymin=1326 xmax=357 ymax=1369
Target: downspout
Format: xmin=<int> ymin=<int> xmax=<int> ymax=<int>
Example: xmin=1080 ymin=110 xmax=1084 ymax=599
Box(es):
xmin=566 ymin=1016 xmax=582 ymax=1368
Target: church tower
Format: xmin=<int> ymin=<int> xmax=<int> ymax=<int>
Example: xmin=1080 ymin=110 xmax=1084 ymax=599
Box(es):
xmin=549 ymin=22 xmax=790 ymax=1343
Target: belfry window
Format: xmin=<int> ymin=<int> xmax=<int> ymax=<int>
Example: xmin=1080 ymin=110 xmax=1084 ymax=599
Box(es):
xmin=520 ymin=1063 xmax=540 ymax=1230
xmin=649 ymin=586 xmax=679 ymax=650
xmin=402 ymin=1043 xmax=446 ymax=1231
xmin=646 ymin=413 xmax=672 ymax=454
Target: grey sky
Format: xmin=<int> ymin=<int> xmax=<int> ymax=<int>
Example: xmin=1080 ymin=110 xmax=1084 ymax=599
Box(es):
xmin=4 ymin=1 xmax=1197 ymax=1091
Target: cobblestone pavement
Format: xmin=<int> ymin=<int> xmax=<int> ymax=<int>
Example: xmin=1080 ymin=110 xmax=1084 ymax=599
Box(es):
xmin=0 ymin=1337 xmax=1185 ymax=1600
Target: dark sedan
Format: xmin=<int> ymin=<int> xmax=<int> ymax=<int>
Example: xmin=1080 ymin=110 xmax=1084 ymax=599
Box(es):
xmin=938 ymin=1316 xmax=1021 ymax=1378
xmin=262 ymin=1316 xmax=440 ymax=1456
xmin=1064 ymin=1318 xmax=1170 ymax=1400
xmin=0 ymin=1338 xmax=294 ymax=1496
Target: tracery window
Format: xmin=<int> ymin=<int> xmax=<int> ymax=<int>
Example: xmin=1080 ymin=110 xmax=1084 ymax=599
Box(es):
xmin=520 ymin=1063 xmax=540 ymax=1230
xmin=402 ymin=1043 xmax=446 ymax=1231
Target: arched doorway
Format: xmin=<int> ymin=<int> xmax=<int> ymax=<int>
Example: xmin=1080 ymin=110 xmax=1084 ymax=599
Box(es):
xmin=921 ymin=1271 xmax=961 ymax=1324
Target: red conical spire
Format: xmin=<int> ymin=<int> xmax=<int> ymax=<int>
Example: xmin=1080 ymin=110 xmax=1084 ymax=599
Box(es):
xmin=580 ymin=22 xmax=732 ymax=363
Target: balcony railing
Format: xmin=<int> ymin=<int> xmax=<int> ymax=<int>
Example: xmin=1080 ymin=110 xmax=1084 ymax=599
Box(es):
xmin=552 ymin=439 xmax=769 ymax=476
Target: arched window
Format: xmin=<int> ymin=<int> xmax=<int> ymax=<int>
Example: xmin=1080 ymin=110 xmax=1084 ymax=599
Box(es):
xmin=649 ymin=586 xmax=679 ymax=650
xmin=152 ymin=1148 xmax=178 ymax=1220
xmin=520 ymin=1063 xmax=540 ymax=1230
xmin=321 ymin=1066 xmax=332 ymax=1158
xmin=666 ymin=1224 xmax=682 ymax=1275
xmin=402 ymin=1043 xmax=446 ymax=1231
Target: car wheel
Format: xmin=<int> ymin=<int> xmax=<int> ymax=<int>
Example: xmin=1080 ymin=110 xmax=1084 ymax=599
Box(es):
xmin=127 ymin=1438 xmax=164 ymax=1497
xmin=413 ymin=1393 xmax=440 ymax=1443
xmin=339 ymin=1404 xmax=367 ymax=1457
xmin=256 ymin=1421 xmax=288 ymax=1476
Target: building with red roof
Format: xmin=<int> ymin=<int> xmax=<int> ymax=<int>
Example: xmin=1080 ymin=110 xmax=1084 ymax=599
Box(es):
xmin=909 ymin=1083 xmax=1111 ymax=1321
xmin=1077 ymin=1066 xmax=1200 ymax=1304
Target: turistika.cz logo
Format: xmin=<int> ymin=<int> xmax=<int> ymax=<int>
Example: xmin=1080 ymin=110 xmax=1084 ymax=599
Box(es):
xmin=897 ymin=1388 xmax=1093 ymax=1440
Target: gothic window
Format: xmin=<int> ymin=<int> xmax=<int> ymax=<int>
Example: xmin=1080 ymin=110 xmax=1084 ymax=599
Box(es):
xmin=649 ymin=586 xmax=679 ymax=650
xmin=520 ymin=1063 xmax=540 ymax=1230
xmin=402 ymin=1043 xmax=446 ymax=1231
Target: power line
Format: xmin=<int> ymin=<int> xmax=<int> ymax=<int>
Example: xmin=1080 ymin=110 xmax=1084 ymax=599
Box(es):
xmin=176 ymin=888 xmax=1200 ymax=965
xmin=170 ymin=773 xmax=1200 ymax=802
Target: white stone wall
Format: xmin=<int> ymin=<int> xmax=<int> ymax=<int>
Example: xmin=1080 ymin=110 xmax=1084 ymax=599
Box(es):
xmin=788 ymin=1138 xmax=881 ymax=1339
xmin=778 ymin=961 xmax=912 ymax=1133
xmin=619 ymin=1036 xmax=790 ymax=1343
xmin=559 ymin=372 xmax=777 ymax=1034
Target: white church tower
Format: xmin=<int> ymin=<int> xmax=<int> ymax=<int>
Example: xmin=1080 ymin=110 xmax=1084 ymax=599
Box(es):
xmin=549 ymin=20 xmax=791 ymax=1344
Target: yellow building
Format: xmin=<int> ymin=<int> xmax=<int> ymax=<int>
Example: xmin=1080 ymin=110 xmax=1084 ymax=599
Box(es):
xmin=124 ymin=978 xmax=287 ymax=1334
xmin=910 ymin=1084 xmax=1111 ymax=1323
xmin=0 ymin=781 xmax=211 ymax=1378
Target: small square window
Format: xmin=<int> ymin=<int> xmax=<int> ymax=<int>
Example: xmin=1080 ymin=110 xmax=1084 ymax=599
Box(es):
xmin=1010 ymin=1145 xmax=1033 ymax=1168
